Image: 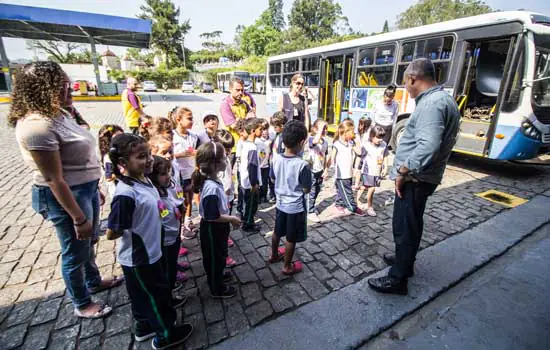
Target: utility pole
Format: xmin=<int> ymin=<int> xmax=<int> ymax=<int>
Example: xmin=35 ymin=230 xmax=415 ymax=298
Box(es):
xmin=181 ymin=36 xmax=186 ymax=68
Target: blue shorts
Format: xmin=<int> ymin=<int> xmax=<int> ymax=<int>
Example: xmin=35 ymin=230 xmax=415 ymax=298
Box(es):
xmin=361 ymin=174 xmax=381 ymax=188
xmin=275 ymin=209 xmax=307 ymax=243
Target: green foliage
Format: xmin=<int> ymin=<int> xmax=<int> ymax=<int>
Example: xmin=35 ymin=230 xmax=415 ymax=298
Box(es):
xmin=240 ymin=22 xmax=283 ymax=56
xmin=126 ymin=48 xmax=155 ymax=66
xmin=382 ymin=20 xmax=389 ymax=33
xmin=397 ymin=0 xmax=492 ymax=29
xmin=108 ymin=67 xmax=189 ymax=88
xmin=26 ymin=41 xmax=93 ymax=64
xmin=288 ymin=0 xmax=344 ymax=42
xmin=261 ymin=0 xmax=285 ymax=31
xmin=139 ymin=0 xmax=191 ymax=68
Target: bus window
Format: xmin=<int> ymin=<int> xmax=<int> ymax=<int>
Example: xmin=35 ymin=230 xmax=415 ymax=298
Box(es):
xmin=401 ymin=42 xmax=415 ymax=62
xmin=502 ymin=38 xmax=525 ymax=112
xmin=269 ymin=62 xmax=282 ymax=87
xmin=303 ymin=72 xmax=320 ymax=87
xmin=270 ymin=75 xmax=282 ymax=87
xmin=302 ymin=56 xmax=320 ymax=87
xmin=302 ymin=56 xmax=320 ymax=71
xmin=356 ymin=44 xmax=396 ymax=87
xmin=283 ymin=60 xmax=299 ymax=73
xmin=283 ymin=74 xmax=294 ymax=87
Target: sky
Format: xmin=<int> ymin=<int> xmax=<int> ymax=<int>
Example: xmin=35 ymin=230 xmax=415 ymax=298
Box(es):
xmin=2 ymin=0 xmax=550 ymax=60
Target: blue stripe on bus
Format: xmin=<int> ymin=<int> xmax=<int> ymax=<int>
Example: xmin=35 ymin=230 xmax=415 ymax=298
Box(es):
xmin=489 ymin=124 xmax=541 ymax=160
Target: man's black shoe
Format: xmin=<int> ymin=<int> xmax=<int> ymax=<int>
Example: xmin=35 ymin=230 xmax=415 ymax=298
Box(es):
xmin=223 ymin=271 xmax=233 ymax=282
xmin=382 ymin=254 xmax=414 ymax=277
xmin=368 ymin=275 xmax=408 ymax=295
xmin=151 ymin=323 xmax=193 ymax=349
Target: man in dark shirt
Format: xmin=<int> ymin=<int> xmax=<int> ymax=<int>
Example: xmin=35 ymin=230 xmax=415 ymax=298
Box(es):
xmin=368 ymin=58 xmax=460 ymax=295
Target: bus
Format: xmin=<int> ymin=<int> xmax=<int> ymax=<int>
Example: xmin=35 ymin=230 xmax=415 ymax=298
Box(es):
xmin=217 ymin=71 xmax=252 ymax=92
xmin=251 ymin=73 xmax=266 ymax=94
xmin=266 ymin=11 xmax=550 ymax=161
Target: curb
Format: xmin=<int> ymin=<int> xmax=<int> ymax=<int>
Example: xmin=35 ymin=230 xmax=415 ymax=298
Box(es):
xmin=212 ymin=194 xmax=550 ymax=350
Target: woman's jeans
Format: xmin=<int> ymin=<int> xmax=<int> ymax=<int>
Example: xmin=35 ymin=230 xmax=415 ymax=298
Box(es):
xmin=32 ymin=180 xmax=101 ymax=309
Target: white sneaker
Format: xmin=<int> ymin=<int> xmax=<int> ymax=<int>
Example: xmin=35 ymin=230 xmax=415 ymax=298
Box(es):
xmin=308 ymin=212 xmax=321 ymax=223
xmin=366 ymin=207 xmax=377 ymax=217
xmin=384 ymin=197 xmax=394 ymax=206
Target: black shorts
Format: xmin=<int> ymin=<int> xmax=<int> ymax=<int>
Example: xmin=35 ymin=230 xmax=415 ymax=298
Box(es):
xmin=361 ymin=174 xmax=381 ymax=188
xmin=182 ymin=178 xmax=192 ymax=192
xmin=275 ymin=209 xmax=307 ymax=243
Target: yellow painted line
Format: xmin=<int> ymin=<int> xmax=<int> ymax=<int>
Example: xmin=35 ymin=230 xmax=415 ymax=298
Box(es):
xmin=461 ymin=119 xmax=491 ymax=125
xmin=73 ymin=95 xmax=121 ymax=101
xmin=0 ymin=97 xmax=10 ymax=103
xmin=453 ymin=149 xmax=485 ymax=157
xmin=475 ymin=190 xmax=528 ymax=208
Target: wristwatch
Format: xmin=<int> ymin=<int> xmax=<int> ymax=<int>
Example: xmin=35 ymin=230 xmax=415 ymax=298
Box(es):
xmin=397 ymin=166 xmax=409 ymax=176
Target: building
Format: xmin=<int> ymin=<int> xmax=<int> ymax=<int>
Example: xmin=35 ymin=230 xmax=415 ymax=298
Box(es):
xmin=101 ymin=49 xmax=120 ymax=70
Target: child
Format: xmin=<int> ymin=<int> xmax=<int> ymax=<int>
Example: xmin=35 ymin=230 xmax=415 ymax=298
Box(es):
xmin=197 ymin=113 xmax=219 ymax=145
xmin=98 ymin=124 xmax=124 ymax=200
xmin=255 ymin=119 xmax=271 ymax=203
xmin=239 ymin=118 xmax=263 ymax=233
xmin=106 ymin=133 xmax=193 ymax=349
xmin=138 ymin=115 xmax=152 ymax=141
xmin=330 ymin=119 xmax=366 ymax=217
xmin=357 ymin=125 xmax=389 ymax=216
xmin=150 ymin=117 xmax=175 ymax=141
xmin=215 ymin=129 xmax=238 ymax=268
xmin=306 ymin=119 xmax=329 ymax=223
xmin=147 ymin=156 xmax=188 ymax=304
xmin=269 ymin=120 xmax=311 ymax=275
xmin=148 ymin=136 xmax=191 ymax=270
xmin=172 ymin=107 xmax=199 ymax=239
xmin=268 ymin=112 xmax=288 ymax=204
xmin=192 ymin=142 xmax=241 ymax=298
xmin=353 ymin=116 xmax=373 ymax=190
xmin=233 ymin=119 xmax=247 ymax=218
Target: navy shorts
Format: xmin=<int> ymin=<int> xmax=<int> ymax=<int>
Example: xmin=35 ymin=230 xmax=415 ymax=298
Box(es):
xmin=361 ymin=174 xmax=381 ymax=188
xmin=182 ymin=178 xmax=192 ymax=192
xmin=275 ymin=209 xmax=307 ymax=243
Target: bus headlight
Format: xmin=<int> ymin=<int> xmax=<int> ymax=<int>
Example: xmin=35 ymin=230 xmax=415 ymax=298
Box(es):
xmin=520 ymin=118 xmax=542 ymax=141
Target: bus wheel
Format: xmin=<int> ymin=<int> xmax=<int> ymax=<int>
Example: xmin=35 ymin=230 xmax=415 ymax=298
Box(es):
xmin=390 ymin=118 xmax=408 ymax=151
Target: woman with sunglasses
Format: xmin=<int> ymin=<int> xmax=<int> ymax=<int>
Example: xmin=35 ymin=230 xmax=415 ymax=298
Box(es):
xmin=278 ymin=73 xmax=310 ymax=129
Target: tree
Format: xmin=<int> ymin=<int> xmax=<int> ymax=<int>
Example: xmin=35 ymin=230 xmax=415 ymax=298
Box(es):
xmin=26 ymin=40 xmax=84 ymax=63
xmin=139 ymin=0 xmax=191 ymax=68
xmin=288 ymin=0 xmax=346 ymax=42
xmin=382 ymin=20 xmax=389 ymax=33
xmin=126 ymin=48 xmax=155 ymax=66
xmin=260 ymin=0 xmax=285 ymax=31
xmin=240 ymin=22 xmax=283 ymax=56
xmin=200 ymin=31 xmax=225 ymax=52
xmin=397 ymin=0 xmax=492 ymax=29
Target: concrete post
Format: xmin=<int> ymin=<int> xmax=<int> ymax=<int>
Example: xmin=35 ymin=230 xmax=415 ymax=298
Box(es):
xmin=89 ymin=37 xmax=103 ymax=96
xmin=0 ymin=37 xmax=12 ymax=92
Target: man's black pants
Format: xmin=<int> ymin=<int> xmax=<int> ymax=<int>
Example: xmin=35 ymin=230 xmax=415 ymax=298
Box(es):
xmin=243 ymin=188 xmax=259 ymax=227
xmin=389 ymin=181 xmax=438 ymax=281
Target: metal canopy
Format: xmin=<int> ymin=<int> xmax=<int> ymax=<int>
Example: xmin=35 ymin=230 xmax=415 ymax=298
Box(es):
xmin=0 ymin=3 xmax=151 ymax=48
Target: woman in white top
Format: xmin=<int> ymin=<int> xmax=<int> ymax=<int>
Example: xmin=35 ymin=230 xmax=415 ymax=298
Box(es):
xmin=10 ymin=62 xmax=122 ymax=319
xmin=371 ymin=85 xmax=399 ymax=145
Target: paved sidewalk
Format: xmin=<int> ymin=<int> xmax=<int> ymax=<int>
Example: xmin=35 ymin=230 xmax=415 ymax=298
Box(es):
xmin=364 ymin=223 xmax=550 ymax=350
xmin=0 ymin=105 xmax=550 ymax=349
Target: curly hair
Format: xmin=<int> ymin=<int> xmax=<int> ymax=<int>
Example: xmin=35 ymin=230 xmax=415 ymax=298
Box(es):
xmin=8 ymin=61 xmax=66 ymax=127
xmin=149 ymin=116 xmax=175 ymax=139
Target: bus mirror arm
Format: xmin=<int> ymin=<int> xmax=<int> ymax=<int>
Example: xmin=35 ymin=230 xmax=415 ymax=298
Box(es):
xmin=522 ymin=76 xmax=550 ymax=89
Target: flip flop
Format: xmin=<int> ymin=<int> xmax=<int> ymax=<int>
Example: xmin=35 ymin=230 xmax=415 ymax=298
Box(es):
xmin=282 ymin=261 xmax=303 ymax=275
xmin=89 ymin=276 xmax=125 ymax=294
xmin=268 ymin=247 xmax=286 ymax=264
xmin=74 ymin=303 xmax=112 ymax=319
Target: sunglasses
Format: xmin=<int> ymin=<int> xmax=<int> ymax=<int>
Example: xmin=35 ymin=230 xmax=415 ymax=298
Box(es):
xmin=295 ymin=81 xmax=304 ymax=86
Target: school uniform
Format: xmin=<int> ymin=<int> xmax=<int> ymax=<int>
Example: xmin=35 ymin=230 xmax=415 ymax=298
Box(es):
xmin=255 ymin=137 xmax=271 ymax=202
xmin=268 ymin=133 xmax=285 ymax=201
xmin=108 ymin=178 xmax=175 ymax=340
xmin=307 ymin=136 xmax=329 ymax=214
xmin=159 ymin=193 xmax=182 ymax=290
xmin=172 ymin=130 xmax=199 ymax=191
xmin=235 ymin=140 xmax=244 ymax=215
xmin=218 ymin=155 xmax=235 ymax=215
xmin=239 ymin=140 xmax=262 ymax=228
xmin=333 ymin=140 xmax=358 ymax=212
xmin=199 ymin=179 xmax=230 ymax=295
xmin=271 ymin=154 xmax=311 ymax=242
xmin=361 ymin=141 xmax=388 ymax=187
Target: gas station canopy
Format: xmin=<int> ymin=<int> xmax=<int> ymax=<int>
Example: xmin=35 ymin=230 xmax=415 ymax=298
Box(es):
xmin=0 ymin=3 xmax=151 ymax=48
xmin=0 ymin=3 xmax=152 ymax=94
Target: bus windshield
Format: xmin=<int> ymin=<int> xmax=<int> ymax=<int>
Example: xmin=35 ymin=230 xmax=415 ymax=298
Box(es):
xmin=234 ymin=72 xmax=250 ymax=79
xmin=533 ymin=36 xmax=550 ymax=107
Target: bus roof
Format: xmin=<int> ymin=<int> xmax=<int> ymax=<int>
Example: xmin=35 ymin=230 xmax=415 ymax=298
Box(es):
xmin=268 ymin=11 xmax=547 ymax=62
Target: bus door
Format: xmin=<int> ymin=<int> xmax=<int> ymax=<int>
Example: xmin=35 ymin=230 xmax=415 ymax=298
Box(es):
xmin=341 ymin=55 xmax=354 ymax=116
xmin=319 ymin=55 xmax=344 ymax=126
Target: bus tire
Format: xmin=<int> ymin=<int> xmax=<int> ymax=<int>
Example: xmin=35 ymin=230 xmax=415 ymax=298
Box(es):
xmin=390 ymin=118 xmax=408 ymax=151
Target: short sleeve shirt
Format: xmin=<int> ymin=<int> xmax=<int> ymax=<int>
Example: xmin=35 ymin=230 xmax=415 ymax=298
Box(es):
xmin=308 ymin=136 xmax=329 ymax=173
xmin=255 ymin=137 xmax=271 ymax=169
xmin=159 ymin=195 xmax=181 ymax=246
xmin=167 ymin=160 xmax=185 ymax=207
xmin=333 ymin=140 xmax=354 ymax=179
xmin=239 ymin=141 xmax=262 ymax=189
xmin=373 ymin=101 xmax=398 ymax=127
xmin=108 ymin=178 xmax=163 ymax=267
xmin=172 ymin=130 xmax=199 ymax=180
xmin=361 ymin=141 xmax=388 ymax=176
xmin=272 ymin=154 xmax=311 ymax=214
xmin=15 ymin=113 xmax=102 ymax=187
xmin=218 ymin=155 xmax=235 ymax=203
xmin=199 ymin=179 xmax=229 ymax=220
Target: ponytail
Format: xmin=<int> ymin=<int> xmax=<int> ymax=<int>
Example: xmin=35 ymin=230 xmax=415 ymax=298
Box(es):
xmin=191 ymin=167 xmax=206 ymax=194
xmin=109 ymin=133 xmax=147 ymax=185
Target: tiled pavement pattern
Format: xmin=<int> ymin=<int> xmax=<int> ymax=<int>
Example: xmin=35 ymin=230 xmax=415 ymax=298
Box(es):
xmin=1 ymin=98 xmax=550 ymax=349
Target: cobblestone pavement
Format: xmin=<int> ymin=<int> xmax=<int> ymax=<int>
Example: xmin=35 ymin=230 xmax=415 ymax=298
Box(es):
xmin=1 ymin=96 xmax=550 ymax=349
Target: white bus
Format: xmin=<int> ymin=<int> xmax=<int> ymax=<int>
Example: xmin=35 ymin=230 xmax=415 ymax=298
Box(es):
xmin=266 ymin=11 xmax=550 ymax=161
xmin=217 ymin=71 xmax=252 ymax=92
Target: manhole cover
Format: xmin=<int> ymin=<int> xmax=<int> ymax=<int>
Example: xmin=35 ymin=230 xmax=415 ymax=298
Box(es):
xmin=475 ymin=190 xmax=528 ymax=208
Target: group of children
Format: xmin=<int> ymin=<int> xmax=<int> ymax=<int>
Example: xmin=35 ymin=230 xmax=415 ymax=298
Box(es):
xmin=96 ymin=99 xmax=391 ymax=348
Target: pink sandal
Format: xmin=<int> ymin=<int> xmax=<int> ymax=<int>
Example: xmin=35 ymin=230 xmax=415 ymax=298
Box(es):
xmin=268 ymin=247 xmax=286 ymax=264
xmin=282 ymin=261 xmax=303 ymax=275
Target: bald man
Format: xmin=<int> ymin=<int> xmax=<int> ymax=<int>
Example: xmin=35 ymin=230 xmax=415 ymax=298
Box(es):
xmin=121 ymin=77 xmax=147 ymax=134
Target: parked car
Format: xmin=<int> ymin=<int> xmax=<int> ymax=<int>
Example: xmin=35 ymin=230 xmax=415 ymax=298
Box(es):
xmin=181 ymin=81 xmax=194 ymax=93
xmin=142 ymin=81 xmax=157 ymax=92
xmin=200 ymin=82 xmax=214 ymax=93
